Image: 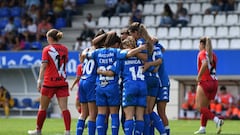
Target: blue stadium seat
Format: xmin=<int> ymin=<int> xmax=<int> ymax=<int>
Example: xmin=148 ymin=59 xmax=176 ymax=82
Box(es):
xmin=13 ymin=98 xmax=20 ymax=108
xmin=54 ymin=17 xmax=66 ymax=29
xmin=23 ymin=42 xmax=32 ymax=50
xmin=31 ymin=41 xmax=42 ymax=50
xmin=0 ymin=7 xmax=10 ymax=18
xmin=13 ymin=98 xmax=26 ymax=109
xmin=22 ymin=98 xmax=33 ymax=108
xmin=0 ymin=18 xmax=8 ymax=29
xmin=76 ymin=0 xmax=88 ymax=5
xmin=14 ymin=17 xmax=22 ymax=28
xmin=10 ymin=6 xmax=22 ymax=17
xmin=32 ymin=101 xmax=40 ymax=109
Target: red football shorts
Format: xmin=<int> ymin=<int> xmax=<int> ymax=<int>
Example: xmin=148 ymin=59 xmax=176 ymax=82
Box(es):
xmin=198 ymin=80 xmax=218 ymax=100
xmin=41 ymin=86 xmax=69 ymax=98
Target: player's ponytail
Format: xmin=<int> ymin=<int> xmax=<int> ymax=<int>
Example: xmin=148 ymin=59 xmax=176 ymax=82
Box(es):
xmin=205 ymin=37 xmax=213 ymax=63
xmin=129 ymin=22 xmax=154 ymax=53
xmin=47 ymin=29 xmax=63 ymax=42
xmin=138 ymin=24 xmax=153 ymax=54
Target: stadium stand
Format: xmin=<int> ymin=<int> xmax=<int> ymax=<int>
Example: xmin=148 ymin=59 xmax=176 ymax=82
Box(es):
xmin=64 ymin=0 xmax=238 ymax=50
xmin=35 ymin=0 xmax=239 ymax=51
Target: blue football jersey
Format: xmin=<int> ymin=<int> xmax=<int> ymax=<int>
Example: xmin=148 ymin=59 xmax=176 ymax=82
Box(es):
xmin=89 ymin=48 xmax=127 ymax=86
xmin=136 ymin=38 xmax=147 ymax=54
xmin=144 ymin=45 xmax=162 ymax=77
xmin=81 ymin=57 xmax=97 ymax=82
xmin=155 ymin=43 xmax=170 ymax=87
xmin=121 ymin=56 xmax=145 ymax=82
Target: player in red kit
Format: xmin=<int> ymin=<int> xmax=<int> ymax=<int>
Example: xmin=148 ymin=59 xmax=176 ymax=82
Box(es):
xmin=194 ymin=37 xmax=224 ymax=134
xmin=28 ymin=29 xmax=71 ymax=135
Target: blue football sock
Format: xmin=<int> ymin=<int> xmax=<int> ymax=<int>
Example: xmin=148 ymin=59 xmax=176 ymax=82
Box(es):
xmin=111 ymin=114 xmax=120 ymax=135
xmin=121 ymin=113 xmax=126 ymax=131
xmin=88 ymin=120 xmax=96 ymax=135
xmin=76 ymin=119 xmax=85 ymax=135
xmin=124 ymin=119 xmax=134 ymax=135
xmin=150 ymin=112 xmax=166 ymax=134
xmin=144 ymin=114 xmax=151 ymax=135
xmin=104 ymin=121 xmax=108 ymax=135
xmin=135 ymin=120 xmax=144 ymax=135
xmin=150 ymin=122 xmax=155 ymax=135
xmin=165 ymin=126 xmax=170 ymax=135
xmin=96 ymin=114 xmax=106 ymax=135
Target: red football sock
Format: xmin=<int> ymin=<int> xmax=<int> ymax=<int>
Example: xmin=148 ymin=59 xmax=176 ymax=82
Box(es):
xmin=200 ymin=107 xmax=215 ymax=120
xmin=200 ymin=113 xmax=207 ymax=127
xmin=62 ymin=110 xmax=71 ymax=130
xmin=36 ymin=110 xmax=47 ymax=130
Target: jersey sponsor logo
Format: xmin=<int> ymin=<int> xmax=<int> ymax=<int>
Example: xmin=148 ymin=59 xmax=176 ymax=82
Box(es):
xmin=99 ymin=58 xmax=113 ymax=64
xmin=124 ymin=59 xmax=142 ymax=65
xmin=98 ymin=52 xmax=114 ymax=57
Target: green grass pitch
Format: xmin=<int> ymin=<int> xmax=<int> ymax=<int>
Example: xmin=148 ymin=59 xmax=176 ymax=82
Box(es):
xmin=0 ymin=118 xmax=239 ymax=135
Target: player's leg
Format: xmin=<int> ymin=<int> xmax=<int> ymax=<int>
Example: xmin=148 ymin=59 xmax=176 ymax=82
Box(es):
xmin=28 ymin=95 xmax=51 ymax=135
xmin=109 ymin=106 xmax=120 ymax=135
xmin=87 ymin=102 xmax=97 ymax=135
xmin=157 ymin=101 xmax=168 ymax=135
xmin=96 ymin=106 xmax=108 ymax=135
xmin=195 ymin=82 xmax=223 ymax=134
xmin=135 ymin=106 xmax=145 ymax=135
xmin=123 ymin=106 xmax=135 ymax=135
xmin=58 ymin=96 xmax=71 ymax=135
xmin=157 ymin=86 xmax=170 ymax=135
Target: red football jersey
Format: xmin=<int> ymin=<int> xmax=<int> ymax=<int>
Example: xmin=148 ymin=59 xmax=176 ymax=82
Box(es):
xmin=197 ymin=50 xmax=217 ymax=81
xmin=76 ymin=64 xmax=83 ymax=78
xmin=42 ymin=44 xmax=68 ymax=87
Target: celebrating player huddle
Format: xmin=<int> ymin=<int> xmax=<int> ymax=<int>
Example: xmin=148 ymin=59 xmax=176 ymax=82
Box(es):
xmin=74 ymin=22 xmax=170 ymax=135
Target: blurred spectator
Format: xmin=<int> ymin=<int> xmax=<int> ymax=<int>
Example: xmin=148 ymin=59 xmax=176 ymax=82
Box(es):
xmin=101 ymin=0 xmax=118 ymax=17
xmin=181 ymin=85 xmax=198 ymax=119
xmin=4 ymin=31 xmax=17 ymax=50
xmin=80 ymin=13 xmax=96 ymax=41
xmin=3 ymin=16 xmax=16 ymax=34
xmin=115 ymin=0 xmax=131 ymax=15
xmin=222 ymin=0 xmax=235 ymax=11
xmin=173 ymin=1 xmax=189 ymax=27
xmin=205 ymin=0 xmax=222 ymax=14
xmin=40 ymin=2 xmax=56 ymax=26
xmin=26 ymin=17 xmax=37 ymax=42
xmin=210 ymin=85 xmax=233 ymax=117
xmin=230 ymin=95 xmax=240 ymax=120
xmin=2 ymin=17 xmax=17 ymax=50
xmin=37 ymin=16 xmax=52 ymax=41
xmin=15 ymin=17 xmax=29 ymax=50
xmin=25 ymin=0 xmax=40 ymax=8
xmin=53 ymin=0 xmax=64 ymax=17
xmin=64 ymin=0 xmax=76 ymax=27
xmin=27 ymin=4 xmax=40 ymax=23
xmin=73 ymin=37 xmax=84 ymax=52
xmin=159 ymin=3 xmax=174 ymax=27
xmin=129 ymin=1 xmax=143 ymax=24
xmin=205 ymin=0 xmax=235 ymax=14
xmin=0 ymin=85 xmax=14 ymax=118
